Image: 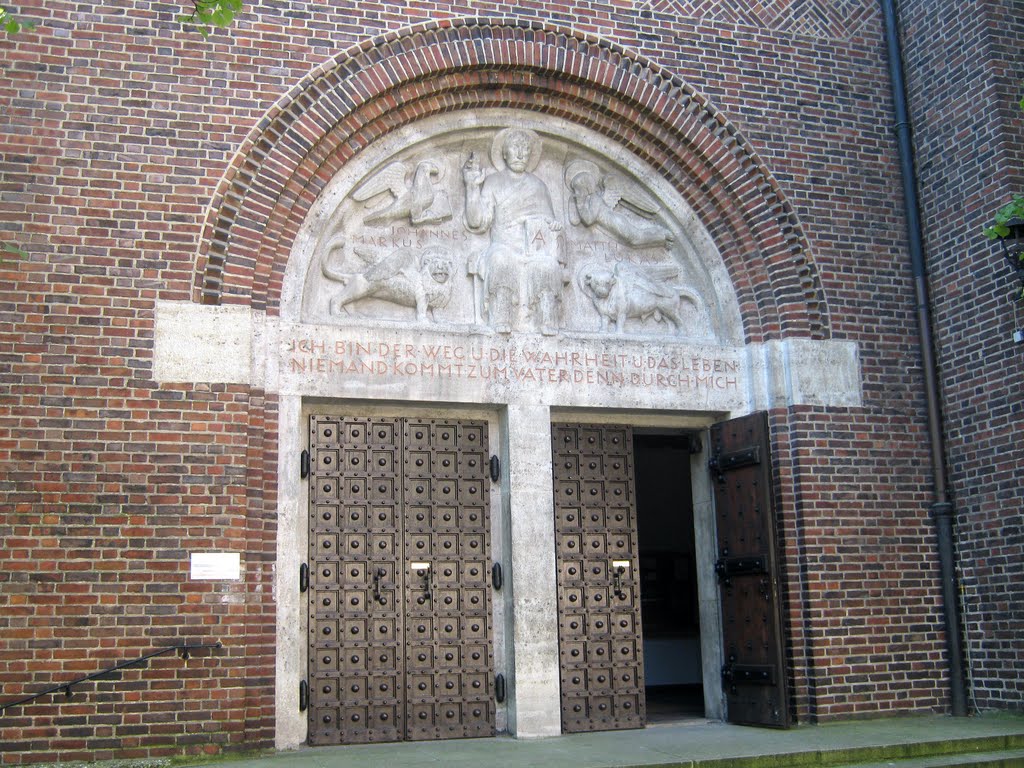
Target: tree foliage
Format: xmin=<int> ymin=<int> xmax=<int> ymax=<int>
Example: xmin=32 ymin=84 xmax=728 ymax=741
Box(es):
xmin=177 ymin=0 xmax=244 ymax=37
xmin=982 ymin=95 xmax=1024 ymax=240
xmin=0 ymin=4 xmax=34 ymax=33
xmin=982 ymin=194 xmax=1024 ymax=240
xmin=0 ymin=1 xmax=243 ymax=37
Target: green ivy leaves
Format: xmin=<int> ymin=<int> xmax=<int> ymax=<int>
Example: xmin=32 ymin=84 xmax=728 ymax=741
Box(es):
xmin=982 ymin=195 xmax=1024 ymax=240
xmin=1 ymin=2 xmax=242 ymax=37
xmin=0 ymin=5 xmax=35 ymax=34
xmin=178 ymin=0 xmax=244 ymax=38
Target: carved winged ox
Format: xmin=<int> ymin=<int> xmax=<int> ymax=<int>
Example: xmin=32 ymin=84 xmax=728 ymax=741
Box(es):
xmin=577 ymin=261 xmax=702 ymax=334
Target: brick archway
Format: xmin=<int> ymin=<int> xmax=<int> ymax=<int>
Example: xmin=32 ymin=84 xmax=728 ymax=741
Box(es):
xmin=193 ymin=17 xmax=828 ymax=342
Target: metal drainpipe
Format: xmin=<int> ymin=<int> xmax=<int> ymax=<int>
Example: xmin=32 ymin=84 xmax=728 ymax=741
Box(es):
xmin=879 ymin=0 xmax=968 ymax=716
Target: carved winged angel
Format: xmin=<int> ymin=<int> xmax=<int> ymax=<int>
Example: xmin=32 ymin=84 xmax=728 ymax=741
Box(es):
xmin=565 ymin=159 xmax=674 ymax=248
xmin=352 ymin=159 xmax=453 ymax=227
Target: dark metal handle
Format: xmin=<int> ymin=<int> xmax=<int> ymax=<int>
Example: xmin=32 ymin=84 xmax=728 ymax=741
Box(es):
xmin=709 ymin=446 xmax=760 ymax=483
xmin=416 ymin=567 xmax=432 ymax=602
xmin=372 ymin=567 xmax=387 ymax=605
xmin=612 ymin=565 xmax=627 ymax=600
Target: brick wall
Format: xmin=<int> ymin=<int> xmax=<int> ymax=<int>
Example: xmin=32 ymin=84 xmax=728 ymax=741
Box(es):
xmin=1 ymin=0 xmax=1015 ymax=762
xmin=899 ymin=0 xmax=1024 ymax=711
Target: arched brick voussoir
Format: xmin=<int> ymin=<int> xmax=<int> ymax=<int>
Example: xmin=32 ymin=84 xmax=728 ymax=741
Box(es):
xmin=194 ymin=18 xmax=829 ymax=342
xmin=238 ymin=73 xmax=774 ymax=337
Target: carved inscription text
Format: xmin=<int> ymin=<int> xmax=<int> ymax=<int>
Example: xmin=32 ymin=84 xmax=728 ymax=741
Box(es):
xmin=285 ymin=337 xmax=740 ymax=391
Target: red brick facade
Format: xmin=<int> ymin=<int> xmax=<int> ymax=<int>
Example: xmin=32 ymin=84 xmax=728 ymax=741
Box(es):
xmin=899 ymin=0 xmax=1024 ymax=710
xmin=1 ymin=0 xmax=1020 ymax=763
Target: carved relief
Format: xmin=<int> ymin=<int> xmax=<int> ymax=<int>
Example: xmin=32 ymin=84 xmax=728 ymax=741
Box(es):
xmin=322 ymin=243 xmax=453 ymax=322
xmin=577 ymin=261 xmax=702 ymax=334
xmin=565 ymin=160 xmax=674 ymax=249
xmin=298 ymin=116 xmax=733 ymax=342
xmin=463 ymin=129 xmax=566 ymax=335
xmin=352 ymin=160 xmax=453 ymax=227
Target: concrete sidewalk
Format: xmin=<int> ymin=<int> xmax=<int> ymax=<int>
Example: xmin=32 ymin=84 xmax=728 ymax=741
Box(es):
xmin=190 ymin=715 xmax=1024 ymax=768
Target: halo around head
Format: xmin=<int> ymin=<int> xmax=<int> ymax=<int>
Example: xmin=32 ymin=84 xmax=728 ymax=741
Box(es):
xmin=490 ymin=127 xmax=543 ymax=172
xmin=564 ymin=158 xmax=600 ymax=188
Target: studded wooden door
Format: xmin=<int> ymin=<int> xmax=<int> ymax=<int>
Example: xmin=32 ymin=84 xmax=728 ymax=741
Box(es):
xmin=709 ymin=412 xmax=790 ymax=728
xmin=552 ymin=423 xmax=646 ymax=733
xmin=307 ymin=416 xmax=495 ymax=745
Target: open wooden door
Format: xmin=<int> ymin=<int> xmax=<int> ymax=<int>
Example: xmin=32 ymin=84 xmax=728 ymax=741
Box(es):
xmin=709 ymin=412 xmax=791 ymax=728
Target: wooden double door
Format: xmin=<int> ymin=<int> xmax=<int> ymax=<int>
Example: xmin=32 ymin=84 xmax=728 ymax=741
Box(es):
xmin=306 ymin=416 xmax=495 ymax=744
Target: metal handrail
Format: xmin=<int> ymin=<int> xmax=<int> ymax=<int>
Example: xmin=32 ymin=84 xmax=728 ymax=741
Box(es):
xmin=0 ymin=642 xmax=222 ymax=714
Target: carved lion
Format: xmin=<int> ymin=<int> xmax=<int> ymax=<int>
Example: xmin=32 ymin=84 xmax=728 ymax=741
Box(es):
xmin=577 ymin=261 xmax=701 ymax=334
xmin=324 ymin=247 xmax=454 ymax=322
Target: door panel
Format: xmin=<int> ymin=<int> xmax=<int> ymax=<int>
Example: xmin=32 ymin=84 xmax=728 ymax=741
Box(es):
xmin=309 ymin=417 xmax=405 ymax=745
xmin=552 ymin=423 xmax=646 ymax=733
xmin=308 ymin=416 xmax=494 ymax=745
xmin=403 ymin=420 xmax=494 ymax=741
xmin=709 ymin=412 xmax=791 ymax=728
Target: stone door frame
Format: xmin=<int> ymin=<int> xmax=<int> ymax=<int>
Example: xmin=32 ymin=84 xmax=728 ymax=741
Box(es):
xmin=275 ymin=400 xmax=724 ymax=747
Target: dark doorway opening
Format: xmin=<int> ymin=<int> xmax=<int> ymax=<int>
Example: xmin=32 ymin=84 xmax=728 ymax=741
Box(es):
xmin=634 ymin=433 xmax=704 ymax=723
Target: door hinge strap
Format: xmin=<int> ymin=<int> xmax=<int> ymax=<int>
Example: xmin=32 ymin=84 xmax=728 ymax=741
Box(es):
xmin=722 ymin=664 xmax=776 ymax=685
xmin=709 ymin=445 xmax=760 ymax=481
xmin=715 ymin=555 xmax=768 ymax=581
xmin=495 ymin=673 xmax=506 ymax=703
xmin=491 ymin=562 xmax=502 ymax=591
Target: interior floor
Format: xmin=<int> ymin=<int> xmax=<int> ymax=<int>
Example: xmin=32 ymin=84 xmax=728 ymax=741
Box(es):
xmin=635 ymin=433 xmax=705 ymax=725
xmin=645 ymin=685 xmax=706 ymax=724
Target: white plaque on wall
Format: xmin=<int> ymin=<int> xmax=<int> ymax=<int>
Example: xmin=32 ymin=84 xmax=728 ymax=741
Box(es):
xmin=190 ymin=552 xmax=241 ymax=580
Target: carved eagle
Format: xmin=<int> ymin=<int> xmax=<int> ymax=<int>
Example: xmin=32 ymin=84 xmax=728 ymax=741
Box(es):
xmin=351 ymin=159 xmax=451 ymax=226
